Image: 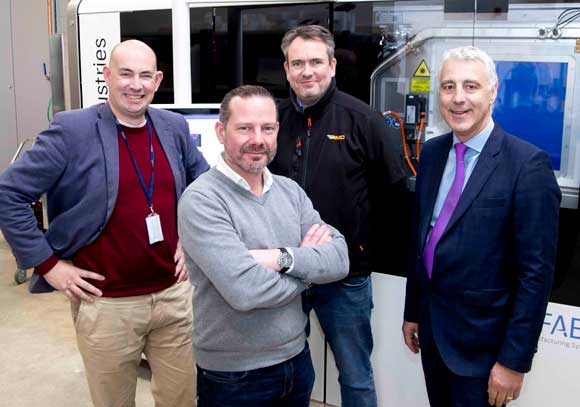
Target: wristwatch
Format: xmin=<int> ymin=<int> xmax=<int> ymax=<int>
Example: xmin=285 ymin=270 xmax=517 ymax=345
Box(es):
xmin=277 ymin=248 xmax=293 ymax=274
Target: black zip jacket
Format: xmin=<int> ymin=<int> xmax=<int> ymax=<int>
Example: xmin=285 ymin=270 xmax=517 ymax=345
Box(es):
xmin=270 ymin=80 xmax=405 ymax=277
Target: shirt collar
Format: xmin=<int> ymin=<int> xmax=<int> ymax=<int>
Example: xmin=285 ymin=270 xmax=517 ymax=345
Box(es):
xmin=117 ymin=118 xmax=147 ymax=128
xmin=215 ymin=153 xmax=273 ymax=194
xmin=453 ymin=118 xmax=494 ymax=153
xmin=295 ymin=96 xmax=305 ymax=112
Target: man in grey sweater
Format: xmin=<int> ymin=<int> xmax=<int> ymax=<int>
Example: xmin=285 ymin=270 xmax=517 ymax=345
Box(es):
xmin=178 ymin=85 xmax=349 ymax=406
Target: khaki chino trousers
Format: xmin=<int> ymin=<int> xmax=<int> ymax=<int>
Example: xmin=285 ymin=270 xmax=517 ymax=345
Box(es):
xmin=71 ymin=282 xmax=196 ymax=407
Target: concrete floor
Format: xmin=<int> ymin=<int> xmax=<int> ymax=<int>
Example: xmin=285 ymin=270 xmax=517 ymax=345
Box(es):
xmin=0 ymin=235 xmax=156 ymax=406
xmin=0 ymin=234 xmax=326 ymax=407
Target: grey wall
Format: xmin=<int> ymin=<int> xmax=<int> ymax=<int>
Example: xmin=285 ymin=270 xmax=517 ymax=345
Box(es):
xmin=0 ymin=0 xmax=51 ymax=172
xmin=0 ymin=0 xmax=18 ymax=172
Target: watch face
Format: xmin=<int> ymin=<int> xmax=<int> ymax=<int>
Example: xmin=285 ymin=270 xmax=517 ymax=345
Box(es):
xmin=279 ymin=252 xmax=293 ymax=268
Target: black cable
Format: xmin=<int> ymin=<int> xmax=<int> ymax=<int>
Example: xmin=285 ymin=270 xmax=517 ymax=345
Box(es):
xmin=559 ymin=11 xmax=580 ymax=25
xmin=557 ymin=8 xmax=580 ymax=25
xmin=558 ymin=12 xmax=580 ymax=29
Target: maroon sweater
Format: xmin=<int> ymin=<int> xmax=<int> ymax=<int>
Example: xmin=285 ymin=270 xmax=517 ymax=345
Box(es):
xmin=36 ymin=124 xmax=178 ymax=297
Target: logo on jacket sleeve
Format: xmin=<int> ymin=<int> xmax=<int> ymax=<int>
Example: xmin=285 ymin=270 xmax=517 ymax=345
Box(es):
xmin=326 ymin=134 xmax=346 ymax=140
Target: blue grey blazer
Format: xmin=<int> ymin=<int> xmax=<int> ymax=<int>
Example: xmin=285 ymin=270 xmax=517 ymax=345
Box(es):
xmin=0 ymin=103 xmax=209 ymax=291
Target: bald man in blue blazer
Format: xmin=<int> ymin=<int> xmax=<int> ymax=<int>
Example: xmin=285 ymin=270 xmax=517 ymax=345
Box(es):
xmin=0 ymin=40 xmax=208 ymax=407
xmin=402 ymin=46 xmax=561 ymax=407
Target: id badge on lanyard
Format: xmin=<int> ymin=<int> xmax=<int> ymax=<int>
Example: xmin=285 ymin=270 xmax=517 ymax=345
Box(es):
xmin=117 ymin=116 xmax=164 ymax=244
xmin=146 ymin=211 xmax=164 ymax=244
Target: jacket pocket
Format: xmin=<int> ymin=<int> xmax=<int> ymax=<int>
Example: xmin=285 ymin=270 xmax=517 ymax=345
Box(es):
xmin=463 ymin=288 xmax=509 ymax=307
xmin=473 ymin=196 xmax=507 ymax=208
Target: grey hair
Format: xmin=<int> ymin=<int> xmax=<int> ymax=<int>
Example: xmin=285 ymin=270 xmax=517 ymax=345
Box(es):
xmin=281 ymin=25 xmax=335 ymax=61
xmin=440 ymin=46 xmax=498 ymax=92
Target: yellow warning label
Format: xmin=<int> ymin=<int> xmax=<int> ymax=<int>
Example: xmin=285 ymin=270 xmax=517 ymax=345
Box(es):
xmin=413 ymin=60 xmax=431 ymax=77
xmin=410 ymin=78 xmax=431 ymax=93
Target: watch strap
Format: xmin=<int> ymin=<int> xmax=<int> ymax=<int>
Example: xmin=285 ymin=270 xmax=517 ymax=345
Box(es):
xmin=277 ymin=247 xmax=292 ymax=274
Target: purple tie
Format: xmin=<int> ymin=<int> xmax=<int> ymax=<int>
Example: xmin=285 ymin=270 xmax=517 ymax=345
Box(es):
xmin=423 ymin=143 xmax=468 ymax=278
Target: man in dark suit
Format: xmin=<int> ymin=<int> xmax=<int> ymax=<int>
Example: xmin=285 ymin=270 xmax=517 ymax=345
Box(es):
xmin=402 ymin=46 xmax=561 ymax=407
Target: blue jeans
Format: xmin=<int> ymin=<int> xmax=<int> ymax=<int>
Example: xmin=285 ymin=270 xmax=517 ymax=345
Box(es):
xmin=197 ymin=345 xmax=315 ymax=407
xmin=303 ymin=275 xmax=377 ymax=407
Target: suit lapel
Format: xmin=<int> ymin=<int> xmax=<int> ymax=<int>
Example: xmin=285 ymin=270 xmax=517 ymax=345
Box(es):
xmin=148 ymin=108 xmax=182 ymax=198
xmin=97 ymin=103 xmax=120 ymax=221
xmin=443 ymin=125 xmax=504 ymax=234
xmin=418 ymin=134 xmax=453 ymax=250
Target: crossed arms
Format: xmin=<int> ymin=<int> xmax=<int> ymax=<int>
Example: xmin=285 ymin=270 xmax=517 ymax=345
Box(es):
xmin=177 ymin=182 xmax=349 ymax=312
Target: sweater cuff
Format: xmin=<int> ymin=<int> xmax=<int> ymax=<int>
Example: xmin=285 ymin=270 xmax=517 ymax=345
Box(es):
xmin=34 ymin=255 xmax=59 ymax=276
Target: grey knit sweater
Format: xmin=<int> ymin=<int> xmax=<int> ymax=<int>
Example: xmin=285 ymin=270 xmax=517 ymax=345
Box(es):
xmin=178 ymin=168 xmax=349 ymax=371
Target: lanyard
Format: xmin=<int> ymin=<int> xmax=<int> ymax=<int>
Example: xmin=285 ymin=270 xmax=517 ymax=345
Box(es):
xmin=115 ymin=116 xmax=155 ymax=213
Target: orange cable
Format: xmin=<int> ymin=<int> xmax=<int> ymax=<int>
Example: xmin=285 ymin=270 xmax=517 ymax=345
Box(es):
xmin=416 ymin=112 xmax=426 ymax=160
xmin=47 ymin=0 xmax=52 ymax=34
xmin=384 ymin=111 xmax=417 ymax=176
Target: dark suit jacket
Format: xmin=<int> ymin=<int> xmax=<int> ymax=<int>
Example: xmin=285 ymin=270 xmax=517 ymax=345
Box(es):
xmin=404 ymin=124 xmax=561 ymax=377
xmin=0 ymin=103 xmax=209 ymax=290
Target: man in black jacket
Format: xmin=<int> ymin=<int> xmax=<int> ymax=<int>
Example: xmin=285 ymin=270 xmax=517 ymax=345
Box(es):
xmin=270 ymin=25 xmax=404 ymax=407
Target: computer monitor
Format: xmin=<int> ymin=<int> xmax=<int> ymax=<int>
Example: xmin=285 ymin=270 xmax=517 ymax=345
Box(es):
xmin=154 ymin=104 xmax=222 ymax=167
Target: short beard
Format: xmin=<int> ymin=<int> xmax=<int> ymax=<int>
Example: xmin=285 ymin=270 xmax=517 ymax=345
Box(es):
xmin=241 ymin=150 xmax=275 ymax=174
xmin=224 ymin=146 xmax=276 ymax=175
xmin=243 ymin=162 xmax=267 ymax=174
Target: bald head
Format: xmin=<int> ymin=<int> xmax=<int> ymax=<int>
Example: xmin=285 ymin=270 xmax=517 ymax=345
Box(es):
xmin=103 ymin=39 xmax=163 ymax=125
xmin=109 ymin=39 xmax=158 ymax=70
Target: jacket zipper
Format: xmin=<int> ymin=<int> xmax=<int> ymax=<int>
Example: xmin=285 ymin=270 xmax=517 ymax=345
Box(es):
xmin=300 ymin=116 xmax=312 ymax=188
